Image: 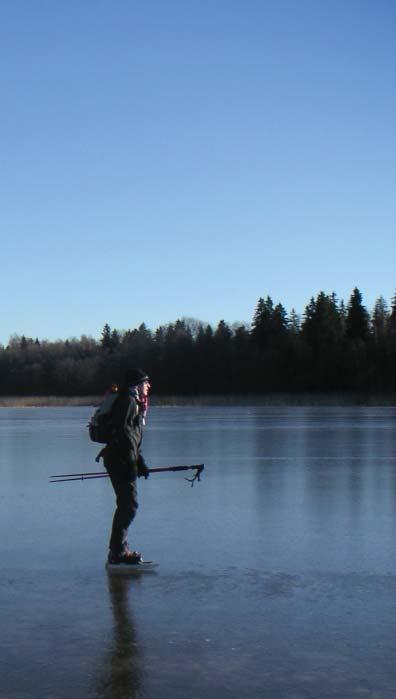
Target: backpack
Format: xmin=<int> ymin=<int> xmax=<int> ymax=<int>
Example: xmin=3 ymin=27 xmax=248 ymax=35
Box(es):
xmin=88 ymin=393 xmax=119 ymax=444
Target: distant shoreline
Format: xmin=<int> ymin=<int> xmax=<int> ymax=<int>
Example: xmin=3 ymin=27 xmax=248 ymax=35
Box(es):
xmin=0 ymin=393 xmax=395 ymax=408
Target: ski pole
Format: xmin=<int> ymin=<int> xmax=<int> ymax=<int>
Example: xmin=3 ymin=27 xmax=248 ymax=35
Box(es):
xmin=49 ymin=463 xmax=204 ymax=486
xmin=49 ymin=473 xmax=110 ymax=483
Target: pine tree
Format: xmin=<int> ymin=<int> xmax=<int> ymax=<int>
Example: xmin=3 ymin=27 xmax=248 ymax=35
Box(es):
xmin=251 ymin=296 xmax=274 ymax=350
xmin=339 ymin=299 xmax=347 ymax=337
xmin=137 ymin=323 xmax=152 ymax=341
xmin=345 ymin=288 xmax=370 ymax=341
xmin=215 ymin=319 xmax=232 ymax=342
xmin=213 ymin=320 xmax=232 ymax=392
xmin=251 ymin=297 xmax=265 ymax=336
xmin=372 ymin=297 xmax=389 ymax=341
xmin=272 ymin=303 xmax=288 ymax=337
xmin=101 ymin=323 xmax=112 ymax=351
xmin=289 ymin=308 xmax=300 ymax=335
xmin=387 ymin=292 xmax=396 ymax=337
xmin=301 ymin=297 xmax=316 ymax=341
xmin=302 ymin=292 xmax=343 ymax=351
xmin=111 ymin=329 xmax=121 ymax=350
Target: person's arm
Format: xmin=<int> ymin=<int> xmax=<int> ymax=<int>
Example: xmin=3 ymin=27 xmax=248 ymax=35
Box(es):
xmin=111 ymin=395 xmax=138 ymax=459
xmin=123 ymin=397 xmax=143 ymax=464
xmin=116 ymin=395 xmax=149 ymax=476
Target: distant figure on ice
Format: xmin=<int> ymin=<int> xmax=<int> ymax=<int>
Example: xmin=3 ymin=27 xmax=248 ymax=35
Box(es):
xmin=103 ymin=368 xmax=151 ymax=565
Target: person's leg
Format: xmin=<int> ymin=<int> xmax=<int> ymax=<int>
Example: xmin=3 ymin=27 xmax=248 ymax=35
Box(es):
xmin=104 ymin=450 xmax=139 ymax=558
xmin=108 ymin=472 xmax=138 ymax=556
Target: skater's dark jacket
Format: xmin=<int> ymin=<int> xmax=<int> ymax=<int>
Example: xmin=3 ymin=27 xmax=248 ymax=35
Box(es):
xmin=104 ymin=388 xmax=147 ymax=477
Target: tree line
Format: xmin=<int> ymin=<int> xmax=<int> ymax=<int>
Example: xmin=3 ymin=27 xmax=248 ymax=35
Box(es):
xmin=1 ymin=287 xmax=395 ymax=396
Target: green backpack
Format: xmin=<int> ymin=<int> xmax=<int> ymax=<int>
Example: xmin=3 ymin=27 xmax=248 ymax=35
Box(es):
xmin=88 ymin=393 xmax=119 ymax=443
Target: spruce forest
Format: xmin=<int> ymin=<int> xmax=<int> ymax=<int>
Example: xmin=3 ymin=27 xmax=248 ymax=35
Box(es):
xmin=1 ymin=288 xmax=395 ymax=397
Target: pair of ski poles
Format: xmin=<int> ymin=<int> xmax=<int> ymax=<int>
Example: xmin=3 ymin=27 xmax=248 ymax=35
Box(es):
xmin=50 ymin=463 xmax=204 ymax=486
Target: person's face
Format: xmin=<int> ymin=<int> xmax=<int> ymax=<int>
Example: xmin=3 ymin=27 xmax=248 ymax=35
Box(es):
xmin=140 ymin=380 xmax=151 ymax=397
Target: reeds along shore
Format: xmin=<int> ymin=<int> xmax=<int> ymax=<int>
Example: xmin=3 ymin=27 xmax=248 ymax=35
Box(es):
xmin=0 ymin=396 xmax=99 ymax=407
xmin=0 ymin=393 xmax=395 ymax=408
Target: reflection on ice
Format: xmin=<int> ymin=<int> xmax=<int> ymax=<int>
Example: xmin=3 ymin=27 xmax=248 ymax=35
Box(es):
xmin=95 ymin=575 xmax=142 ymax=699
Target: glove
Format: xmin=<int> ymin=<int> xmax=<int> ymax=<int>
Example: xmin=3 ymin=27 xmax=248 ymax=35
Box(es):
xmin=137 ymin=454 xmax=150 ymax=479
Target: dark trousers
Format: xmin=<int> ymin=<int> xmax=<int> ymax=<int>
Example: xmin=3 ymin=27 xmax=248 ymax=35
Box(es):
xmin=104 ymin=450 xmax=139 ymax=555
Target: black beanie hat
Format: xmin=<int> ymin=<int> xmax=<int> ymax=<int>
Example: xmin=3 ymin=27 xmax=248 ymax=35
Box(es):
xmin=124 ymin=367 xmax=149 ymax=387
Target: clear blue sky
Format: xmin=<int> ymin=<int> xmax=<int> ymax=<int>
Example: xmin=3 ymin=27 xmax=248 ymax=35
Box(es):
xmin=1 ymin=0 xmax=395 ymax=343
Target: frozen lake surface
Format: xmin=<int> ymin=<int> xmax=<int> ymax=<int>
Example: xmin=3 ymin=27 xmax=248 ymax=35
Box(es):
xmin=1 ymin=405 xmax=396 ymax=698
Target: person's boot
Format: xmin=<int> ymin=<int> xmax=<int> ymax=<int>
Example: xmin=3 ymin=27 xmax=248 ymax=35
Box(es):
xmin=108 ymin=549 xmax=143 ymax=565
